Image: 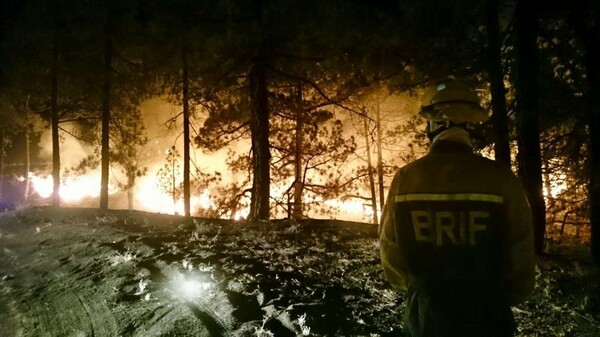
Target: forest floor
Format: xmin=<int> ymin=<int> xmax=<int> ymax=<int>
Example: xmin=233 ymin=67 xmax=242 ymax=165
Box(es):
xmin=0 ymin=207 xmax=598 ymax=337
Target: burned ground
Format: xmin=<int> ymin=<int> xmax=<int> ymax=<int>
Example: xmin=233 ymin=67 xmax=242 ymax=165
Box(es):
xmin=0 ymin=207 xmax=598 ymax=336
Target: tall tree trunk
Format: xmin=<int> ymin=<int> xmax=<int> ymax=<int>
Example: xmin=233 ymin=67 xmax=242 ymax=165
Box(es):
xmin=22 ymin=95 xmax=31 ymax=203
xmin=292 ymin=82 xmax=303 ymax=219
xmin=171 ymin=152 xmax=177 ymax=212
xmin=588 ymin=65 xmax=600 ymax=265
xmin=375 ymin=91 xmax=385 ymax=215
xmin=486 ymin=0 xmax=511 ymax=167
xmin=182 ymin=45 xmax=191 ymax=217
xmin=571 ymin=1 xmax=600 ymax=263
xmin=127 ymin=183 xmax=133 ymax=210
xmin=99 ymin=5 xmax=113 ymax=212
xmin=23 ymin=117 xmax=30 ymax=203
xmin=51 ymin=4 xmax=60 ymax=207
xmin=364 ymin=118 xmax=378 ymax=225
xmin=249 ymin=50 xmax=271 ymax=220
xmin=514 ymin=0 xmax=546 ymax=254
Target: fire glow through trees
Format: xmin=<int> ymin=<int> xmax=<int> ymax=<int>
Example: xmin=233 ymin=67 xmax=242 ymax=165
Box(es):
xmin=27 ymin=169 xmax=375 ymax=221
xmin=25 ymin=97 xmax=393 ymax=222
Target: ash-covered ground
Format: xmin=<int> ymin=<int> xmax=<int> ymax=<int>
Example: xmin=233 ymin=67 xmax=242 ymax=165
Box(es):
xmin=0 ymin=207 xmax=598 ymax=336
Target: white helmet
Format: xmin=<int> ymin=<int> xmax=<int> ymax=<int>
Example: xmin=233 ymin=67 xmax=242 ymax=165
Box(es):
xmin=420 ymin=78 xmax=488 ymax=124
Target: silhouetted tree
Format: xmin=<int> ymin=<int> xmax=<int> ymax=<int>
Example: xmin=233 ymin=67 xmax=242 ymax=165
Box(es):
xmin=568 ymin=0 xmax=600 ymax=263
xmin=486 ymin=0 xmax=511 ymax=166
xmin=513 ymin=0 xmax=546 ymax=254
xmin=111 ymin=106 xmax=148 ymax=210
xmin=99 ymin=1 xmax=114 ymax=212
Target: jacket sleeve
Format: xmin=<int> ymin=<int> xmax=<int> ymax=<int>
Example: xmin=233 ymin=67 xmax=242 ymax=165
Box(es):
xmin=380 ymin=171 xmax=414 ymax=291
xmin=503 ymin=174 xmax=536 ymax=305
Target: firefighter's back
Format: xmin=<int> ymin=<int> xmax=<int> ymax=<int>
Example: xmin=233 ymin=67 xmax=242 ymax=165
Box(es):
xmin=394 ymin=140 xmax=520 ymax=337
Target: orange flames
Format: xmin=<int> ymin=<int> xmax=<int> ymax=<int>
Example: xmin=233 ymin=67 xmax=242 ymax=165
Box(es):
xmin=28 ymin=169 xmax=372 ymax=221
xmin=26 ymin=97 xmax=412 ymax=221
xmin=29 ymin=172 xmax=108 ymax=201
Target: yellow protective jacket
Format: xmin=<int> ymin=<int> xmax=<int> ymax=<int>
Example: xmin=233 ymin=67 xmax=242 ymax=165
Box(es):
xmin=380 ymin=137 xmax=535 ymax=307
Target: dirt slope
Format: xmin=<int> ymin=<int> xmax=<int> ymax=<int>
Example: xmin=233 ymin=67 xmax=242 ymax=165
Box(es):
xmin=0 ymin=207 xmax=598 ymax=336
xmin=0 ymin=207 xmax=397 ymax=336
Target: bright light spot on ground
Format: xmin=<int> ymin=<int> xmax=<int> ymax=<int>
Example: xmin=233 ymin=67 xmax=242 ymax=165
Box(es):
xmin=170 ymin=273 xmax=213 ymax=300
xmin=179 ymin=279 xmax=209 ymax=298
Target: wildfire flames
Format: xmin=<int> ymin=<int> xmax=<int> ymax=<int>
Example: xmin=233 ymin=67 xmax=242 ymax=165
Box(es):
xmin=28 ymin=171 xmax=223 ymax=217
xmin=27 ymin=164 xmax=567 ymax=222
xmin=27 ymin=169 xmax=372 ymax=221
xmin=30 ymin=173 xmax=106 ymax=202
xmin=21 ymin=119 xmax=373 ymax=221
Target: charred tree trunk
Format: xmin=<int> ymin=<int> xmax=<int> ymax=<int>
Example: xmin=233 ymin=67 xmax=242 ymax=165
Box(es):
xmin=182 ymin=45 xmax=191 ymax=217
xmin=249 ymin=49 xmax=271 ymax=221
xmin=514 ymin=0 xmax=546 ymax=254
xmin=486 ymin=0 xmax=511 ymax=167
xmin=364 ymin=119 xmax=378 ymax=225
xmin=99 ymin=5 xmax=113 ymax=212
xmin=292 ymin=82 xmax=304 ymax=219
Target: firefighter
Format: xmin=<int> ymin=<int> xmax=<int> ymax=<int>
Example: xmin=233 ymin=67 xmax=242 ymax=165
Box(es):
xmin=380 ymin=78 xmax=536 ymax=337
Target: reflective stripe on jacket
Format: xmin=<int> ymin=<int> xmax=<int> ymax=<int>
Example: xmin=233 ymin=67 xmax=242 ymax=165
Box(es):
xmin=380 ymin=139 xmax=535 ymax=306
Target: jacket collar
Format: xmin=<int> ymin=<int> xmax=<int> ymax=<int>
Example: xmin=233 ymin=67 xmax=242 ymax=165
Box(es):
xmin=429 ymin=127 xmax=473 ymax=154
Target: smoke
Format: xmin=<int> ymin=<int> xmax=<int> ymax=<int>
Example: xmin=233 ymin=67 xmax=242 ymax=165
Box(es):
xmin=38 ymin=122 xmax=96 ymax=170
xmin=138 ymin=97 xmax=236 ymax=186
